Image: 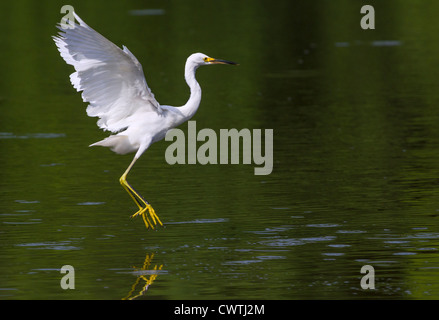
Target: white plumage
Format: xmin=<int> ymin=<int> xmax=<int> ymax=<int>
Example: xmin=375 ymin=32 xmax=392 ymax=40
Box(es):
xmin=53 ymin=12 xmax=237 ymax=229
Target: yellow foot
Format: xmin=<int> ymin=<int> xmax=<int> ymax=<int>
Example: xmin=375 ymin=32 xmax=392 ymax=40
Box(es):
xmin=131 ymin=204 xmax=163 ymax=230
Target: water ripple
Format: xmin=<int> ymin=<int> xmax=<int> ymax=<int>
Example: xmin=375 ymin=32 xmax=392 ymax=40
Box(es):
xmin=166 ymin=218 xmax=228 ymax=225
xmin=259 ymin=236 xmax=336 ymax=247
xmin=0 ymin=132 xmax=65 ymax=139
xmin=15 ymin=241 xmax=81 ymax=251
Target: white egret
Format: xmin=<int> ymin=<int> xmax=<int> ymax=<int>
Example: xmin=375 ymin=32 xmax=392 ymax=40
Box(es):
xmin=53 ymin=13 xmax=237 ymax=229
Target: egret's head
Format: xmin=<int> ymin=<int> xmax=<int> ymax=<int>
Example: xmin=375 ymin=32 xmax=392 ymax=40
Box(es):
xmin=189 ymin=52 xmax=238 ymax=67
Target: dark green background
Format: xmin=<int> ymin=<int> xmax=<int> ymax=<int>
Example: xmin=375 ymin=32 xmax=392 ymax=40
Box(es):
xmin=1 ymin=0 xmax=439 ymax=299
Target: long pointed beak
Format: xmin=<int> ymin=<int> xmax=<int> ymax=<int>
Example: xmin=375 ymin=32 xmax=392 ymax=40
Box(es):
xmin=208 ymin=58 xmax=239 ymax=65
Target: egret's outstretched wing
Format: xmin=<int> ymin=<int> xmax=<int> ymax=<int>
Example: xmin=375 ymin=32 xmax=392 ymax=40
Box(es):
xmin=53 ymin=13 xmax=161 ymax=133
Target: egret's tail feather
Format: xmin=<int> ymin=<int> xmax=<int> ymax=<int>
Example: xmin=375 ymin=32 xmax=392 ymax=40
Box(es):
xmin=90 ymin=135 xmax=136 ymax=155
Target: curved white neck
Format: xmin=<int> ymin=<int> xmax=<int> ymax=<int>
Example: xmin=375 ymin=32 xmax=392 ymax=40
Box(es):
xmin=178 ymin=60 xmax=202 ymax=121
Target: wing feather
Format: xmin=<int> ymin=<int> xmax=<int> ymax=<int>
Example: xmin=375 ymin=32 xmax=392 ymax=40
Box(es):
xmin=53 ymin=12 xmax=161 ymax=133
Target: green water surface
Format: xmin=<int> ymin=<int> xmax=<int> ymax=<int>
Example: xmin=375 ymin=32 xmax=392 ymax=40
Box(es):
xmin=1 ymin=0 xmax=439 ymax=299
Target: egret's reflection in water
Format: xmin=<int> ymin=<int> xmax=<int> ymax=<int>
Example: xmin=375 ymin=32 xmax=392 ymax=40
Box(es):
xmin=122 ymin=253 xmax=163 ymax=300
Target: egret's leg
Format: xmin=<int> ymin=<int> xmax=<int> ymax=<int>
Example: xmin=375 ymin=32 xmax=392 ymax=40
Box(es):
xmin=120 ymin=173 xmax=162 ymax=229
xmin=119 ymin=157 xmax=163 ymax=229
